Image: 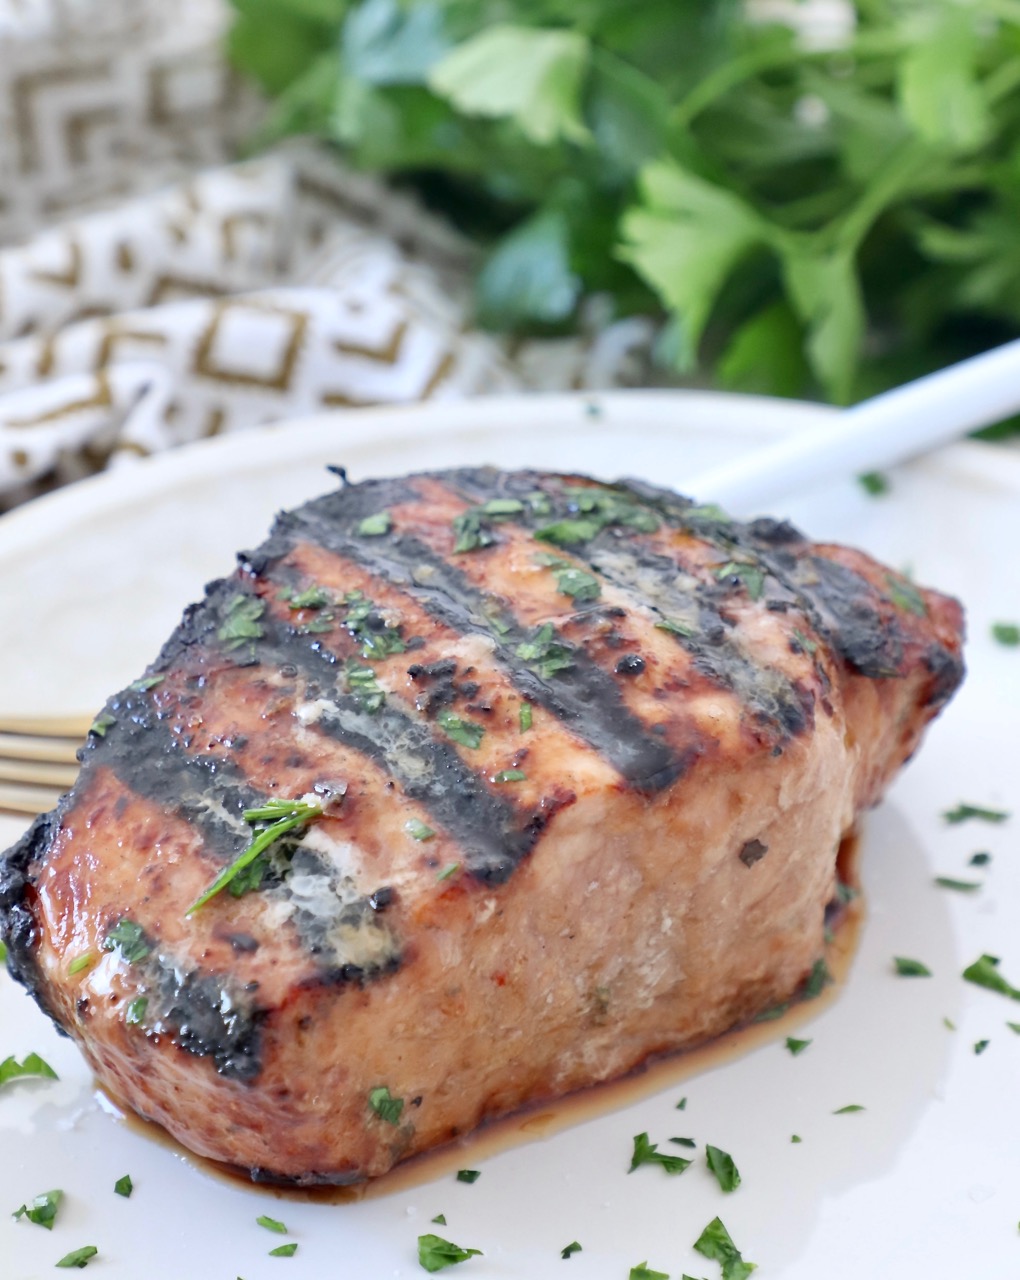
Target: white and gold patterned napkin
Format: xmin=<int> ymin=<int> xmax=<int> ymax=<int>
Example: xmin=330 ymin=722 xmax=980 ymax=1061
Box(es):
xmin=0 ymin=1 xmax=653 ymax=509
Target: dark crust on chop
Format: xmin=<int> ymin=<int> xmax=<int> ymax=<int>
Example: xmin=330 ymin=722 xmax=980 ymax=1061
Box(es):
xmin=0 ymin=465 xmax=965 ymax=1181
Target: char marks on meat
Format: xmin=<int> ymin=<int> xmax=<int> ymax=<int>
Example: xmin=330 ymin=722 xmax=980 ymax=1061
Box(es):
xmin=0 ymin=468 xmax=964 ymax=1183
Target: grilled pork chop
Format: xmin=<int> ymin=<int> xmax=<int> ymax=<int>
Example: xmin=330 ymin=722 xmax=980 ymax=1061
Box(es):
xmin=0 ymin=469 xmax=963 ymax=1184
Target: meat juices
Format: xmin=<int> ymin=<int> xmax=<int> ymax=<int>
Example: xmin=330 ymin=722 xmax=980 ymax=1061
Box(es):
xmin=0 ymin=469 xmax=964 ymax=1184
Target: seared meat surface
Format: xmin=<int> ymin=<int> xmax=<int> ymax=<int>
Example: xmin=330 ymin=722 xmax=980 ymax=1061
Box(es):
xmin=0 ymin=469 xmax=963 ymax=1183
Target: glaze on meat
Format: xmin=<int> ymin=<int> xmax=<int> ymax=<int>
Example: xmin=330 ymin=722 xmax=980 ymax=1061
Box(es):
xmin=0 ymin=469 xmax=964 ymax=1183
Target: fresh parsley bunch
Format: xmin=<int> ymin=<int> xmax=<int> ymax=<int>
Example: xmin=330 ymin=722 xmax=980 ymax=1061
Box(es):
xmin=229 ymin=0 xmax=1020 ymax=415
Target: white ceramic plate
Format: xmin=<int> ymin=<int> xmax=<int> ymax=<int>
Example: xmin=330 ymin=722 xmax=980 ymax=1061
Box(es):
xmin=1 ymin=392 xmax=1018 ymax=1280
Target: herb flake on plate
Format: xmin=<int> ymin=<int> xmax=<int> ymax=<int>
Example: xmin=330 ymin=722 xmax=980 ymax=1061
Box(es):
xmin=991 ymin=622 xmax=1019 ymax=646
xmin=628 ymin=1132 xmax=692 ymax=1175
xmin=785 ymin=1037 xmax=812 ymax=1056
xmin=628 ymin=1265 xmax=669 ymax=1280
xmin=894 ymin=956 xmax=932 ymax=977
xmin=56 ymin=1246 xmax=98 ymax=1269
xmin=934 ymin=877 xmax=981 ymax=892
xmin=13 ymin=1189 xmax=62 ymax=1229
xmin=833 ymin=1104 xmax=865 ymax=1114
xmin=561 ymin=1241 xmax=582 ymax=1259
xmin=943 ymin=803 xmax=1009 ymax=825
xmin=258 ymin=1215 xmax=288 ymax=1234
xmin=963 ymin=954 xmax=1020 ymax=1000
xmin=269 ymin=1243 xmax=298 ymax=1257
xmin=705 ymin=1145 xmax=741 ymax=1193
xmin=417 ymin=1233 xmax=483 ymax=1272
xmin=456 ymin=1170 xmax=481 ymax=1184
xmin=693 ymin=1216 xmax=756 ymax=1280
xmin=113 ymin=1175 xmax=133 ymax=1198
xmin=0 ymin=1052 xmax=58 ymax=1089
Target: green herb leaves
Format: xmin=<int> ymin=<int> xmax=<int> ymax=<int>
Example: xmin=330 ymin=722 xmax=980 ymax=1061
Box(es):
xmin=714 ymin=561 xmax=765 ymax=602
xmin=943 ymin=803 xmax=1010 ymax=825
xmin=833 ymin=1104 xmax=866 ymax=1115
xmin=102 ymin=920 xmax=151 ymax=965
xmin=456 ymin=1169 xmax=481 ymax=1184
xmin=991 ymin=622 xmax=1019 ymax=647
xmin=436 ymin=710 xmax=485 ymax=750
xmin=693 ymin=1217 xmax=756 ymax=1280
xmin=186 ymin=798 xmax=324 ymax=915
xmin=258 ymin=1215 xmax=288 ymax=1234
xmin=934 ymin=877 xmax=981 ymax=892
xmin=535 ymin=553 xmax=601 ymax=603
xmin=88 ymin=712 xmax=116 ymax=738
xmin=113 ymin=1175 xmax=133 ymax=1199
xmin=516 ymin=623 xmax=574 ymax=679
xmin=269 ymin=1243 xmax=298 ymax=1257
xmin=13 ymin=1189 xmax=62 ymax=1229
xmin=628 ymin=1132 xmax=692 ymax=1176
xmin=893 ymin=957 xmax=932 ymax=978
xmin=358 ymin=511 xmax=392 ymax=537
xmin=628 ymin=1265 xmax=669 ymax=1280
xmin=884 ymin=574 xmax=927 ymax=617
xmin=342 ymin=591 xmax=405 ymax=659
xmin=56 ymin=1246 xmax=98 ymax=1269
xmin=705 ymin=1145 xmax=741 ymax=1193
xmin=0 ymin=1052 xmax=58 ymax=1089
xmin=561 ymin=1241 xmax=582 ymax=1259
xmin=406 ymin=818 xmax=436 ymax=841
xmin=218 ymin=593 xmax=265 ymax=651
xmin=963 ymin=954 xmax=1020 ymax=1000
xmin=417 ymin=1232 xmax=483 ymax=1272
xmin=346 ymin=660 xmax=386 ymax=713
xmin=785 ymin=1037 xmax=811 ymax=1056
xmin=369 ymin=1085 xmax=405 ymax=1125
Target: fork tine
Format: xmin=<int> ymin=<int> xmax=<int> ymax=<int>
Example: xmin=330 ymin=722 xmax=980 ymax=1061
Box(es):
xmin=0 ymin=759 xmax=79 ymax=788
xmin=0 ymin=713 xmax=94 ymax=738
xmin=0 ymin=782 xmax=63 ymax=819
xmin=0 ymin=732 xmax=83 ymax=765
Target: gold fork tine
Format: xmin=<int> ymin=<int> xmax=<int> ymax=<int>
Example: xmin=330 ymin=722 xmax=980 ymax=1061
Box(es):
xmin=0 ymin=782 xmax=64 ymax=818
xmin=0 ymin=713 xmax=94 ymax=738
xmin=0 ymin=731 xmax=84 ymax=765
xmin=0 ymin=759 xmax=80 ymax=788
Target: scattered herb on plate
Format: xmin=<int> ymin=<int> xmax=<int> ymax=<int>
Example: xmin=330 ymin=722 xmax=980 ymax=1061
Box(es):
xmin=561 ymin=1241 xmax=582 ymax=1259
xmin=456 ymin=1170 xmax=481 ymax=1184
xmin=963 ymin=954 xmax=1020 ymax=1000
xmin=0 ymin=1052 xmax=58 ymax=1089
xmin=894 ymin=956 xmax=932 ymax=977
xmin=13 ymin=1189 xmax=62 ymax=1229
xmin=628 ymin=1265 xmax=669 ymax=1280
xmin=56 ymin=1246 xmax=98 ymax=1269
xmin=974 ymin=1039 xmax=990 ymax=1055
xmin=785 ymin=1037 xmax=811 ymax=1056
xmin=269 ymin=1242 xmax=298 ymax=1257
xmin=628 ymin=1132 xmax=692 ymax=1175
xmin=113 ymin=1175 xmax=133 ymax=1198
xmin=943 ymin=803 xmax=1009 ymax=825
xmin=833 ymin=1104 xmax=866 ymax=1114
xmin=970 ymin=852 xmax=992 ymax=866
xmin=693 ymin=1216 xmax=756 ymax=1280
xmin=705 ymin=1145 xmax=741 ymax=1193
xmin=417 ymin=1232 xmax=483 ymax=1272
xmin=934 ymin=877 xmax=981 ymax=892
xmin=258 ymin=1215 xmax=288 ymax=1234
xmin=991 ymin=622 xmax=1019 ymax=646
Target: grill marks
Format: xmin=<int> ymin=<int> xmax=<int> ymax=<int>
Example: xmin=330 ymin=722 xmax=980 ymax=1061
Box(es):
xmin=289 ymin=485 xmax=685 ymax=791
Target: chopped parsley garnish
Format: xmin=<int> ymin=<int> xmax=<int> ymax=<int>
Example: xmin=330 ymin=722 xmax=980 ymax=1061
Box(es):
xmin=88 ymin=712 xmax=116 ymax=738
xmin=1008 ymin=1022 xmax=1020 ymax=1034
xmin=785 ymin=1037 xmax=812 ymax=1056
xmin=535 ymin=517 xmax=602 ymax=546
xmin=970 ymin=851 xmax=992 ymax=866
xmin=791 ymin=1134 xmax=802 ymax=1143
xmin=368 ymin=1086 xmax=404 ymax=1125
xmin=102 ymin=920 xmax=151 ymax=965
xmin=436 ymin=710 xmax=485 ymax=750
xmin=792 ymin=628 xmax=817 ymax=655
xmin=519 ymin=701 xmax=533 ymax=732
xmin=451 ymin=498 xmax=524 ymax=553
xmin=754 ymin=1003 xmax=789 ymax=1023
xmin=345 ymin=659 xmax=386 ymax=711
xmin=693 ymin=1217 xmax=756 ymax=1280
xmin=669 ymin=1137 xmax=696 ymax=1147
xmin=833 ymin=1104 xmax=865 ymax=1114
xmin=358 ymin=511 xmax=392 ymax=537
xmin=963 ymin=954 xmax=1020 ymax=1000
xmin=628 ymin=1266 xmax=668 ymax=1280
xmin=432 ymin=1214 xmax=447 ymax=1225
xmin=493 ymin=769 xmax=526 ymax=783
xmin=885 ymin=573 xmax=927 ymax=617
xmin=436 ymin=862 xmax=461 ymax=882
xmin=894 ymin=956 xmax=932 ymax=977
xmin=406 ymin=818 xmax=436 ymax=841
xmin=991 ymin=622 xmax=1019 ymax=646
xmin=282 ymin=585 xmax=332 ymax=610
xmin=534 ymin=553 xmax=601 ymax=603
xmin=943 ymin=803 xmax=1009 ymax=825
xmin=258 ymin=1215 xmax=288 ymax=1234
xmin=974 ymin=1039 xmax=990 ymax=1055
xmin=858 ymin=471 xmax=889 ymax=496
xmin=944 ymin=1017 xmax=957 ymax=1030
xmin=13 ymin=1189 xmax=62 ymax=1229
xmin=676 ymin=1096 xmax=687 ymax=1110
xmin=456 ymin=1170 xmax=480 ymax=1184
xmin=56 ymin=1246 xmax=98 ymax=1269
xmin=125 ymin=997 xmax=147 ymax=1026
xmin=516 ymin=623 xmax=574 ymax=679
xmin=935 ymin=875 xmax=982 ymax=893
xmin=655 ymin=617 xmax=695 ymax=638
xmin=67 ymin=952 xmax=95 ymax=976
xmin=129 ymin=674 xmax=164 ymax=692
xmin=803 ymin=958 xmax=832 ymax=999
xmin=715 ymin=561 xmax=765 ymax=601
xmin=705 ymin=1145 xmax=741 ymax=1193
xmin=113 ymin=1176 xmax=132 ymax=1198
xmin=342 ymin=591 xmax=405 ymax=659
xmin=561 ymin=1241 xmax=582 ymax=1259
xmin=187 ymin=798 xmax=324 ymax=915
xmin=218 ymin=594 xmax=265 ymax=650
xmin=628 ymin=1132 xmax=692 ymax=1175
xmin=417 ymin=1232 xmax=483 ymax=1271
xmin=0 ymin=1052 xmax=58 ymax=1088
xmin=481 ymin=498 xmax=526 ymax=517
xmin=269 ymin=1243 xmax=298 ymax=1257
xmin=0 ymin=939 xmax=6 ymax=964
